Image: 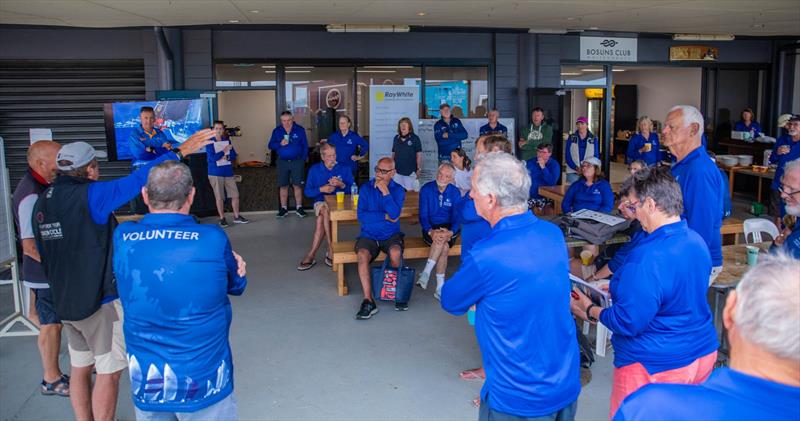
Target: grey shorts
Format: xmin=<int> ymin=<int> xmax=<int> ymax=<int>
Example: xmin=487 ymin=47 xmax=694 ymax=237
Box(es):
xmin=208 ymin=176 xmax=239 ymax=200
xmin=62 ymin=300 xmax=126 ymax=374
xmin=134 ymin=394 xmax=238 ymax=421
xmin=277 ymin=158 xmax=305 ymax=187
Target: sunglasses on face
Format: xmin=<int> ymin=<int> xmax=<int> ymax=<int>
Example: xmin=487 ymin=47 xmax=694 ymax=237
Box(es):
xmin=375 ymin=167 xmax=395 ymax=175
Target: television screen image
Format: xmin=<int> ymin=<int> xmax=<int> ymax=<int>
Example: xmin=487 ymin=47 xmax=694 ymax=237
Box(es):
xmin=104 ymin=99 xmax=209 ymax=161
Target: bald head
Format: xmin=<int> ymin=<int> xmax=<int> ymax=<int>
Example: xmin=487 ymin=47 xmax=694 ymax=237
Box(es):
xmin=28 ymin=141 xmax=61 ymax=183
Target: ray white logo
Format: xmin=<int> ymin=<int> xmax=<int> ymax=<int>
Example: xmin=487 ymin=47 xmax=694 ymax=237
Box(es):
xmin=580 ymin=36 xmax=637 ymax=62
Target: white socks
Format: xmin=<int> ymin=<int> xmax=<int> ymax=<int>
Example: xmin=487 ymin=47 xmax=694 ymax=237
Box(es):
xmin=423 ymin=259 xmax=436 ymax=275
xmin=436 ymin=274 xmax=445 ymax=291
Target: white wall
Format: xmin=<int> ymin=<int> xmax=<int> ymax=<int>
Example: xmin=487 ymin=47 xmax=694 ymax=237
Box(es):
xmin=613 ymin=67 xmax=702 ymax=124
xmin=217 ymin=90 xmax=276 ymax=163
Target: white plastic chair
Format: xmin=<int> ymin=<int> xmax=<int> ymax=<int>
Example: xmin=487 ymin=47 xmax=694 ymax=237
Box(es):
xmin=743 ymin=218 xmax=780 ymax=244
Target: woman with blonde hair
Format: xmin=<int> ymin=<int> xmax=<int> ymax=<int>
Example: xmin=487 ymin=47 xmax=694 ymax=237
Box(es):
xmin=626 ymin=116 xmax=661 ymax=166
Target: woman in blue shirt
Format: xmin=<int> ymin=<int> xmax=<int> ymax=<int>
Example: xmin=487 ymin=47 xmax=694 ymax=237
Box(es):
xmin=626 ymin=116 xmax=661 ymax=166
xmin=562 ymin=157 xmax=614 ymax=214
xmin=324 ymin=115 xmax=368 ymax=177
xmin=734 ymin=108 xmax=762 ymax=138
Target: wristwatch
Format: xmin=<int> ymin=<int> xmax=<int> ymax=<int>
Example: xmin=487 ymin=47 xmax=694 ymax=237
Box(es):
xmin=586 ymin=304 xmax=598 ymax=323
xmin=171 ymin=147 xmax=184 ymax=160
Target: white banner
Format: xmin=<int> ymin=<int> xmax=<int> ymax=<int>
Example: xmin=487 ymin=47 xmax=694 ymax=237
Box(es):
xmin=368 ymin=85 xmax=420 ymax=177
xmin=579 ymin=36 xmax=638 ymax=62
xmin=416 ymin=118 xmax=515 ymax=186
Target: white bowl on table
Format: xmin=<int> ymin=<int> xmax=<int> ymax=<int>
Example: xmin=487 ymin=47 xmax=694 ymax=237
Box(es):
xmin=737 ymin=155 xmax=754 ymax=166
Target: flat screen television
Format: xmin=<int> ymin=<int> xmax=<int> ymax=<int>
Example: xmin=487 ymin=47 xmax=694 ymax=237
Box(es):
xmin=104 ymin=99 xmax=210 ymax=161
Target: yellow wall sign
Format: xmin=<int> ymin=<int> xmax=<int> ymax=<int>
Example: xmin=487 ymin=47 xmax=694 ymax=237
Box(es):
xmin=670 ymin=45 xmax=718 ymax=61
xmin=584 ymin=86 xmax=615 ymax=99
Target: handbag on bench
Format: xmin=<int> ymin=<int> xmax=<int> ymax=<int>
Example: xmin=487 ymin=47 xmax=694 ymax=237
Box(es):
xmin=371 ymin=257 xmax=415 ymax=303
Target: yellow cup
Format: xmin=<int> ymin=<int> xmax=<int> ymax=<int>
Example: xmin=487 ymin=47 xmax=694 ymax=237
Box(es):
xmin=580 ymin=250 xmax=594 ymax=266
xmin=643 ymin=143 xmax=652 ymax=152
xmin=352 ymin=194 xmax=359 ymax=207
xmin=336 ymin=191 xmax=344 ymax=204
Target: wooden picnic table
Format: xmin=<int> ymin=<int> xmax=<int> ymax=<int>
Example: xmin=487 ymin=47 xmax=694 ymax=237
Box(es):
xmin=539 ymin=182 xmax=624 ymax=212
xmin=325 ymin=191 xmax=419 ymax=243
xmin=717 ymin=163 xmax=775 ymax=202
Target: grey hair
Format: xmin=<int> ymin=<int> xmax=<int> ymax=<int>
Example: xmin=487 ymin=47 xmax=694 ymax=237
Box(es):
xmin=628 ymin=166 xmax=683 ymax=217
xmin=669 ymin=105 xmax=704 ymax=138
xmin=783 ymin=158 xmax=800 ymax=180
xmin=473 ymin=152 xmax=531 ymax=212
xmin=734 ymin=252 xmax=800 ymax=361
xmin=438 ymin=162 xmax=455 ymax=174
xmin=145 ymin=161 xmax=193 ymax=211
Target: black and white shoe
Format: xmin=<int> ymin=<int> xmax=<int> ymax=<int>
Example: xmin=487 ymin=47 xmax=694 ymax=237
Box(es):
xmin=233 ymin=215 xmax=250 ymax=224
xmin=219 ymin=218 xmax=229 ymax=228
xmin=277 ymin=207 xmax=288 ymax=218
xmin=295 ymin=207 xmax=307 ymax=218
xmin=395 ymin=302 xmax=409 ymax=311
xmin=355 ymin=299 xmax=378 ymax=320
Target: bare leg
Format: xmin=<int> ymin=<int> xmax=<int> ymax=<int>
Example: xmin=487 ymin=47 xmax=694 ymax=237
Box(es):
xmin=292 ymin=184 xmax=303 ymax=208
xmin=320 ymin=206 xmax=333 ymax=257
xmin=427 ymin=241 xmax=445 ymax=264
xmin=435 ymin=243 xmax=450 ymax=275
xmin=39 ymin=324 xmax=64 ymax=383
xmin=92 ymin=371 xmax=121 ymax=421
xmin=388 ymin=245 xmax=402 ymax=268
xmin=28 ymin=293 xmax=40 ymax=328
xmin=357 ymin=249 xmax=373 ymax=299
xmin=569 ymin=258 xmax=584 ymax=278
xmin=279 ymin=186 xmax=289 ymax=208
xmin=232 ymin=197 xmax=240 ymax=218
xmin=215 ymin=199 xmax=225 ymax=220
xmin=70 ymin=365 xmax=93 ymax=421
xmin=302 ymin=213 xmax=326 ymax=263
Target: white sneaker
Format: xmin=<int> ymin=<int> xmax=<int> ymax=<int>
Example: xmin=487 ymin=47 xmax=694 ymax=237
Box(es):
xmin=434 ymin=288 xmax=441 ymax=301
xmin=417 ymin=272 xmax=430 ymax=290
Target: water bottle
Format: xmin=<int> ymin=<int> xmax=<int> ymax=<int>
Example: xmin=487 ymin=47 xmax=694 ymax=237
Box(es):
xmin=350 ymin=183 xmax=358 ymax=196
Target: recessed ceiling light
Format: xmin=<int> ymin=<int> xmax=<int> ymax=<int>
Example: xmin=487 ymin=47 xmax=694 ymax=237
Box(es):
xmin=566 ymin=17 xmax=576 ymax=21
xmin=560 ymin=72 xmax=581 ymax=76
xmin=581 ymin=68 xmax=604 ymax=72
xmin=751 ymin=23 xmax=765 ymax=29
xmin=249 ymin=10 xmax=259 ymax=13
xmin=228 ymin=20 xmax=239 ymax=23
xmin=417 ymin=11 xmax=427 ymax=16
xmin=589 ymin=26 xmax=598 ymax=30
xmin=612 ymin=69 xmax=626 ymax=72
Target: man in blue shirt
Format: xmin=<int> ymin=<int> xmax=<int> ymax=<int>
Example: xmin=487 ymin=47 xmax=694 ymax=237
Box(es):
xmin=565 ymin=116 xmax=598 ymax=184
xmin=206 ymin=120 xmax=249 ymax=227
xmin=298 ymin=143 xmax=353 ymax=271
xmin=479 ymin=109 xmax=507 ymax=137
xmin=354 ymin=157 xmax=406 ymax=318
xmin=769 ymin=115 xmax=800 ymax=223
xmin=773 ymin=159 xmax=800 ymax=258
xmin=662 ymin=105 xmax=724 ymax=284
xmin=526 ymin=143 xmax=560 ymax=212
xmin=434 ymin=103 xmax=468 ymax=163
xmin=114 ymin=161 xmax=247 ymax=420
xmin=323 ymin=115 xmax=368 ymax=177
xmin=268 ymin=111 xmax=309 ymax=218
xmin=615 ymin=252 xmax=800 ymax=421
xmin=416 ymin=163 xmax=461 ymax=300
xmin=442 ymin=152 xmax=580 ymax=420
xmin=571 ymin=167 xmax=718 ymax=418
xmin=33 ymin=131 xmax=213 ymax=421
xmin=128 ymin=106 xmax=174 ymax=214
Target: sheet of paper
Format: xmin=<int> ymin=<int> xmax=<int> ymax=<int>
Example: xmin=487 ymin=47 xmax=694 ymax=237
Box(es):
xmin=29 ymin=128 xmax=53 ymax=144
xmin=570 ymin=274 xmax=611 ymax=307
xmin=570 ymin=209 xmax=626 ymax=226
xmin=213 ymin=141 xmax=232 ymax=166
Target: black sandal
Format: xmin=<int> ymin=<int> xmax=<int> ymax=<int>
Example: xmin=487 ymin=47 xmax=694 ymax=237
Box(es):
xmin=324 ymin=255 xmax=333 ymax=267
xmin=297 ymin=260 xmax=316 ymax=271
xmin=41 ymin=376 xmax=70 ymax=397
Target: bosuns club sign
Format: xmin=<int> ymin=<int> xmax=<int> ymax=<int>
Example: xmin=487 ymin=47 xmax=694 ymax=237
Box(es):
xmin=580 ymin=36 xmax=638 ymax=62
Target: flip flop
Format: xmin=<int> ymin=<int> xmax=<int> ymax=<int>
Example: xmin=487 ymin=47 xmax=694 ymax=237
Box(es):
xmin=324 ymin=255 xmax=333 ymax=267
xmin=297 ymin=260 xmax=316 ymax=271
xmin=459 ymin=368 xmax=486 ymax=381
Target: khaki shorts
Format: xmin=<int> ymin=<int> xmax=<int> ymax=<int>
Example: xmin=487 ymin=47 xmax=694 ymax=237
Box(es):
xmin=314 ymin=201 xmax=328 ymax=217
xmin=62 ymin=300 xmax=127 ymax=374
xmin=208 ymin=175 xmax=239 ymax=200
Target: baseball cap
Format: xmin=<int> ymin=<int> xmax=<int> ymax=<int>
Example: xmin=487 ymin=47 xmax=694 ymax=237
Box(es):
xmin=56 ymin=141 xmax=107 ymax=171
xmin=582 ymin=157 xmax=602 ymax=167
xmin=576 ymin=116 xmax=588 ymax=124
xmin=789 ymin=114 xmax=800 ymax=123
xmin=777 ymin=113 xmax=793 ymax=128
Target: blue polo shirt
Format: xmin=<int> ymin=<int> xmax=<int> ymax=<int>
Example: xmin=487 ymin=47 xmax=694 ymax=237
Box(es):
xmin=418 ymin=181 xmax=461 ymax=233
xmin=600 ymin=220 xmax=718 ymax=374
xmin=442 ymin=213 xmax=580 ymax=417
xmin=303 ymin=162 xmax=353 ymax=204
xmin=268 ymin=124 xmax=308 ymax=161
xmin=479 ymin=122 xmax=508 ymax=136
xmin=615 ymin=367 xmax=800 ymax=421
xmin=561 ymin=178 xmax=614 ymax=213
xmin=205 ymin=137 xmax=237 ymax=177
xmin=356 ymin=179 xmax=405 ymax=241
xmin=455 ymin=195 xmax=491 ymax=258
xmin=113 ymin=213 xmax=247 ymax=413
xmin=526 ymin=158 xmax=560 ymax=199
xmin=769 ymin=134 xmax=800 ymax=191
xmin=434 ymin=117 xmax=468 ymax=161
xmin=670 ymin=146 xmax=724 ymax=266
xmin=775 ymin=225 xmax=800 ymax=259
xmin=128 ymin=125 xmax=172 ymax=168
xmin=734 ymin=120 xmax=762 ymax=135
xmin=607 ymin=228 xmax=646 ymax=274
xmin=626 ymin=132 xmax=661 ymax=166
xmin=326 ymin=130 xmax=368 ymax=172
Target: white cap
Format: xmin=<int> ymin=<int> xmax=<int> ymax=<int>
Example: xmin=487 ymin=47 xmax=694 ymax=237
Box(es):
xmin=581 ymin=157 xmax=602 ymax=167
xmin=56 ymin=142 xmax=107 ymax=171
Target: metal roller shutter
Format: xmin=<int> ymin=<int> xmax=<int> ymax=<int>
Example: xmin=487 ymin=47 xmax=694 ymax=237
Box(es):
xmin=0 ymin=60 xmax=145 ymax=186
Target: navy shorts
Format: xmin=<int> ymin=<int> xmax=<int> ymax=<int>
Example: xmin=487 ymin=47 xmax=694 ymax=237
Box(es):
xmin=277 ymin=158 xmax=305 ymax=187
xmin=33 ymin=288 xmax=61 ymax=325
xmin=422 ymin=223 xmax=459 ymax=247
xmin=355 ymin=233 xmax=405 ymax=262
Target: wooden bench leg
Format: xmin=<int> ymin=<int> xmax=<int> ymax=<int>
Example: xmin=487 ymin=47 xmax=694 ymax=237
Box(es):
xmin=337 ymin=264 xmax=348 ymax=296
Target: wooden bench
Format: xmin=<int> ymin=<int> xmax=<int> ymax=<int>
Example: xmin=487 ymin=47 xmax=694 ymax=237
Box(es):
xmin=721 ymin=217 xmax=744 ymax=245
xmin=331 ymin=237 xmax=462 ymax=296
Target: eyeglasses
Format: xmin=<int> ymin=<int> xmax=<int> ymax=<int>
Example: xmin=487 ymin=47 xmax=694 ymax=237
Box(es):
xmin=375 ymin=167 xmax=395 ymax=175
xmin=779 ymin=185 xmax=800 ymax=197
xmin=622 ymin=199 xmax=642 ymax=214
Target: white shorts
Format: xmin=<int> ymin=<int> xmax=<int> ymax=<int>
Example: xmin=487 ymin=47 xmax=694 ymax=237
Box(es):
xmin=393 ymin=173 xmax=418 ymax=191
xmin=314 ymin=201 xmax=328 ymax=217
xmin=62 ymin=300 xmax=127 ymax=374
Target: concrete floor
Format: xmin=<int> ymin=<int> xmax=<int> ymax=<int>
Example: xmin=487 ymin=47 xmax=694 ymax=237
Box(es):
xmin=0 ymin=214 xmax=616 ymax=421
